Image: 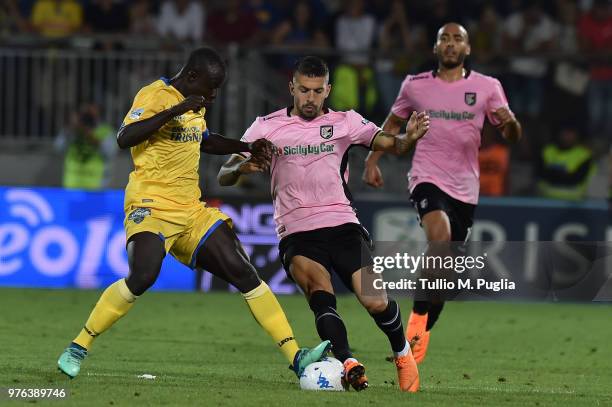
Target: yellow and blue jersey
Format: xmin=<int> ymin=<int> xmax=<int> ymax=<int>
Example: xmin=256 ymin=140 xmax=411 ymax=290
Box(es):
xmin=121 ymin=78 xmax=228 ymax=268
xmin=121 ymin=77 xmax=210 ymax=210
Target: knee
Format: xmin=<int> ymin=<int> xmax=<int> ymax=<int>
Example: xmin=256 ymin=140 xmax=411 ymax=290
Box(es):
xmin=125 ymin=271 xmax=157 ymax=296
xmin=234 ymin=271 xmax=261 ymax=293
xmin=362 ymin=297 xmax=388 ymax=314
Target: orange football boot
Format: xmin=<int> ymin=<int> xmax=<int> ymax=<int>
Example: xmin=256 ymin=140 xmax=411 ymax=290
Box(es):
xmin=343 ymin=358 xmax=368 ymax=391
xmin=394 ymin=353 xmax=419 ymax=392
xmin=406 ymin=311 xmax=430 ymax=364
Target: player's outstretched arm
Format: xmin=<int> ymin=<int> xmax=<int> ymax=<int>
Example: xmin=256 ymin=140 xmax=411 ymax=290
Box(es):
xmin=491 ymin=107 xmax=522 ymax=143
xmin=217 ymin=154 xmax=270 ymax=186
xmin=117 ymin=95 xmax=207 ymax=149
xmin=370 ymin=111 xmax=429 ymax=155
xmin=201 ymin=133 xmax=276 ymax=158
xmin=363 ymin=112 xmax=408 ymax=188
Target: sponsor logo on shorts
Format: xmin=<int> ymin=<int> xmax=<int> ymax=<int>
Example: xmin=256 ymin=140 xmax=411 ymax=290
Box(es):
xmin=128 ymin=207 xmax=151 ymax=224
xmin=420 ymin=199 xmax=428 ymax=209
xmin=320 ymin=125 xmax=333 ymax=139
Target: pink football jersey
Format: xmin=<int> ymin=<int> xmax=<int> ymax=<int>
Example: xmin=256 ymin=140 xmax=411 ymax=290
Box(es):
xmin=391 ymin=70 xmax=512 ymax=204
xmin=241 ymin=107 xmax=381 ymax=238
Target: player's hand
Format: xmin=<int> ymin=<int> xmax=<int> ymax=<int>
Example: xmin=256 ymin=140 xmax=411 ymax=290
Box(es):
xmin=249 ymin=138 xmax=278 ymax=163
xmin=362 ymin=163 xmax=384 ymax=188
xmin=237 ymin=156 xmax=270 ymax=174
xmin=406 ymin=111 xmax=430 ymax=141
xmin=491 ymin=107 xmax=515 ymax=127
xmin=171 ymin=95 xmax=206 ymax=115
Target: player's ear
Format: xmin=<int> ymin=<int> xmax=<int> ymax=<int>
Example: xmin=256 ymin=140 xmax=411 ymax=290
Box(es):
xmin=466 ymin=44 xmax=471 ymax=56
xmin=324 ymin=83 xmax=331 ymax=99
xmin=288 ymin=80 xmax=295 ymax=96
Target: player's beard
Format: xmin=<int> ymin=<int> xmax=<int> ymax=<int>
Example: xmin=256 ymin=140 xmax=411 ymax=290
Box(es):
xmin=439 ymin=52 xmax=466 ymax=70
xmin=298 ymin=103 xmax=320 ymax=120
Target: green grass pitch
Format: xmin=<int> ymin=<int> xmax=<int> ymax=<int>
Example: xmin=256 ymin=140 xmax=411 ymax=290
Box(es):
xmin=1 ymin=287 xmax=611 ymax=406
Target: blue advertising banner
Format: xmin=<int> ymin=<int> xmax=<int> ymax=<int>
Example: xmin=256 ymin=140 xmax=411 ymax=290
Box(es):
xmin=0 ymin=187 xmax=610 ymax=292
xmin=0 ymin=187 xmax=293 ymax=292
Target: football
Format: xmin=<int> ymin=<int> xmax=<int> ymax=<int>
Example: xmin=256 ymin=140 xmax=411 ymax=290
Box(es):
xmin=299 ymin=357 xmax=346 ymax=391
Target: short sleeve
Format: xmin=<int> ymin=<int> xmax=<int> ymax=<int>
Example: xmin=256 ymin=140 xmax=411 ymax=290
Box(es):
xmin=238 ymin=118 xmax=265 ymax=157
xmin=122 ymin=88 xmax=169 ymax=126
xmin=485 ymin=79 xmax=512 ymax=126
xmin=347 ymin=110 xmax=381 ymax=148
xmin=390 ymin=76 xmax=414 ymax=120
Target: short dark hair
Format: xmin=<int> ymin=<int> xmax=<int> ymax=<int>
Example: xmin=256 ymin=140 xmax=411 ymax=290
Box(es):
xmin=294 ymin=56 xmax=329 ymax=78
xmin=185 ymin=47 xmax=226 ymax=75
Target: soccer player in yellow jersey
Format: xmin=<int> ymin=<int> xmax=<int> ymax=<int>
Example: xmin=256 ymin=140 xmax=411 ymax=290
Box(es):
xmin=57 ymin=47 xmax=330 ymax=379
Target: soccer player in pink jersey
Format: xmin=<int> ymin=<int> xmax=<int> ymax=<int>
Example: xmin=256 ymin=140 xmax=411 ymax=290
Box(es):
xmin=218 ymin=56 xmax=430 ymax=392
xmin=363 ymin=23 xmax=522 ymax=364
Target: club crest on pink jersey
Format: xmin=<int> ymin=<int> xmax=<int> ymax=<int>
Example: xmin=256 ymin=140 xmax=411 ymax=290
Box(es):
xmin=464 ymin=92 xmax=477 ymax=106
xmin=320 ymin=125 xmax=333 ymax=139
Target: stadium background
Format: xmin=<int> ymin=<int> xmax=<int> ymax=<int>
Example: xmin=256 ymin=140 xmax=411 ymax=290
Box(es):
xmin=0 ymin=0 xmax=609 ymax=291
xmin=1 ymin=0 xmax=611 ymax=405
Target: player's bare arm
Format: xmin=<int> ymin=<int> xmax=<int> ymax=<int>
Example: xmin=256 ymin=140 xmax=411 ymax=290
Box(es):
xmin=362 ymin=112 xmax=408 ymax=188
xmin=201 ymin=133 xmax=276 ymax=159
xmin=371 ymin=111 xmax=429 ymax=155
xmin=491 ymin=107 xmax=522 ymax=143
xmin=217 ymin=153 xmax=270 ymax=186
xmin=116 ymin=95 xmax=206 ymax=149
xmin=363 ymin=112 xmax=428 ymax=188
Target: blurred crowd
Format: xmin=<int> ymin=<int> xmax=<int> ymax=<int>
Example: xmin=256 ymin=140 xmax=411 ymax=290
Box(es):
xmin=1 ymin=0 xmax=611 ymax=200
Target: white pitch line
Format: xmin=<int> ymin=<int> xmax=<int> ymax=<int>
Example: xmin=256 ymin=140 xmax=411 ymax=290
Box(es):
xmin=86 ymin=372 xmax=178 ymax=379
xmin=85 ymin=372 xmax=578 ymax=395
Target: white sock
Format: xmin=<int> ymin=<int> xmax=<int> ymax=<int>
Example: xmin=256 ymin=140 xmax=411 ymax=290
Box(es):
xmin=394 ymin=340 xmax=411 ymax=358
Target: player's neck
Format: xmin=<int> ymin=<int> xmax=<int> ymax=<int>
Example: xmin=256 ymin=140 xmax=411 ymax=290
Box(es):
xmin=436 ymin=65 xmax=466 ymax=82
xmin=168 ymin=76 xmax=189 ymax=98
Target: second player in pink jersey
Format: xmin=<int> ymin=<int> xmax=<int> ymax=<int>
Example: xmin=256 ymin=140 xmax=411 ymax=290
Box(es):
xmin=364 ymin=23 xmax=522 ymax=368
xmin=219 ymin=56 xmax=430 ymax=392
xmin=391 ymin=67 xmax=510 ymax=205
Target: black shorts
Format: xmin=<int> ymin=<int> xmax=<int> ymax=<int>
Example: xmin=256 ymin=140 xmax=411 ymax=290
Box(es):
xmin=410 ymin=182 xmax=476 ymax=242
xmin=278 ymin=223 xmax=374 ymax=292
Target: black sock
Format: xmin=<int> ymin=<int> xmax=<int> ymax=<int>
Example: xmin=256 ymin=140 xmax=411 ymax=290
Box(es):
xmin=412 ymin=300 xmax=430 ymax=315
xmin=308 ymin=291 xmax=352 ymax=362
xmin=371 ymin=299 xmax=406 ymax=353
xmin=426 ymin=302 xmax=444 ymax=331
